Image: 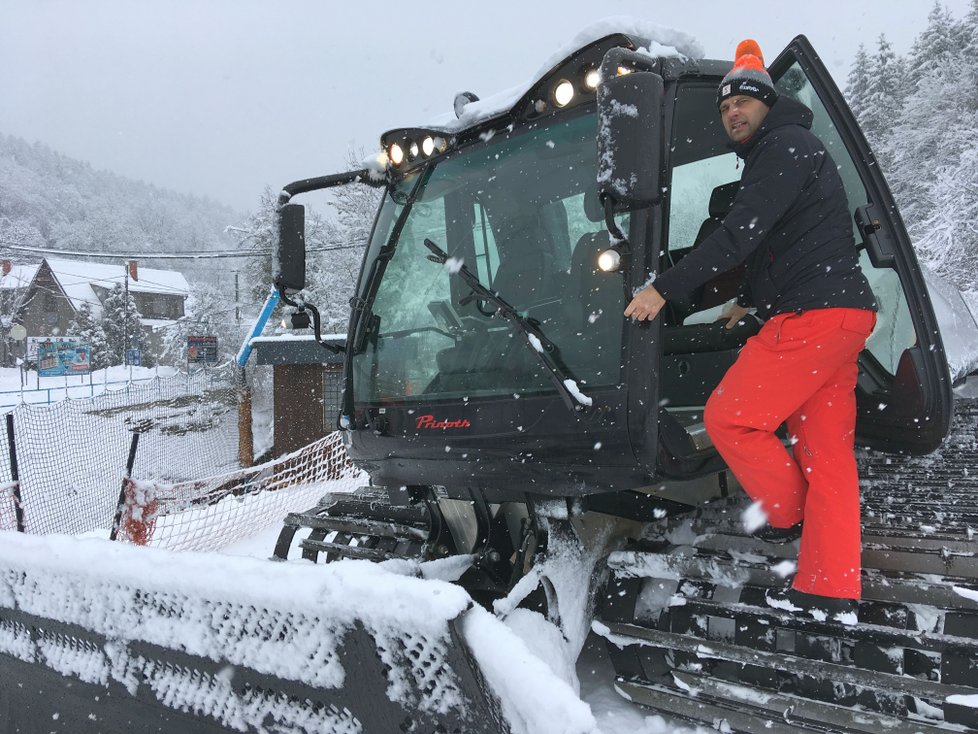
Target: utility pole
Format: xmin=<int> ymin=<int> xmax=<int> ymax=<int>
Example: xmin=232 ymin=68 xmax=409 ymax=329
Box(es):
xmin=123 ymin=260 xmax=130 ymax=366
xmin=234 ymin=271 xmax=240 ymax=325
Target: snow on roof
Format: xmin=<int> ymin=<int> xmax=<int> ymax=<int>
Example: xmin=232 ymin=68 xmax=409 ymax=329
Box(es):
xmin=427 ymin=17 xmax=703 ymax=132
xmin=45 ymin=258 xmax=190 ymax=313
xmin=0 ymin=262 xmax=41 ymax=290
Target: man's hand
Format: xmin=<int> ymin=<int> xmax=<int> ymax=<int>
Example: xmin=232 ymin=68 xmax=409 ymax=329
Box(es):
xmin=719 ymin=302 xmax=751 ymax=329
xmin=625 ymin=286 xmax=666 ymax=322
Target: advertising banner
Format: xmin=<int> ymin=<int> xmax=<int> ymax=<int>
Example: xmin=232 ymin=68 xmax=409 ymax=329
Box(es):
xmin=187 ymin=336 xmax=219 ymax=364
xmin=38 ymin=340 xmax=92 ymax=377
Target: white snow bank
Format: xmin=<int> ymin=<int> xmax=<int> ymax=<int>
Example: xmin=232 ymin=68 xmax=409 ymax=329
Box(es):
xmin=0 ymin=533 xmax=604 ymax=734
xmin=953 ymin=585 xmax=978 ymax=603
xmin=0 ymin=532 xmax=477 ymax=729
xmin=0 ymin=530 xmax=470 ymax=660
xmin=531 ymin=17 xmax=702 ymax=79
xmin=923 ymin=269 xmax=978 ymax=382
xmin=429 ymin=17 xmax=702 ymax=131
xmin=464 ymin=605 xmax=598 ymax=734
xmin=947 ymin=693 xmax=978 ymax=708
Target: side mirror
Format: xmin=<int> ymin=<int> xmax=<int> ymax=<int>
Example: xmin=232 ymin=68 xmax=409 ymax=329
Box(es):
xmin=275 ymin=203 xmax=306 ymax=293
xmin=596 ymin=48 xmax=664 ymax=211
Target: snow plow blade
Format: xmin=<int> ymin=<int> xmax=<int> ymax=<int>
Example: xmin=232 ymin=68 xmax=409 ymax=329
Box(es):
xmin=0 ymin=534 xmax=506 ymax=734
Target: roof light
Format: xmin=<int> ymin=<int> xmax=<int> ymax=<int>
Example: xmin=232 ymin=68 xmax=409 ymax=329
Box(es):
xmin=584 ymin=69 xmax=600 ymax=89
xmin=409 ymin=141 xmax=419 ymax=158
xmin=422 ymin=136 xmax=435 ymax=156
xmin=388 ymin=143 xmax=404 ymax=166
xmin=616 ymin=65 xmax=633 ymax=76
xmin=554 ymin=80 xmax=575 ymax=107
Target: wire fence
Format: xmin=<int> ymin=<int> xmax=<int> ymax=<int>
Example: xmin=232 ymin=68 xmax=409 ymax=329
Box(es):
xmin=0 ymin=365 xmax=363 ymax=551
xmin=115 ymin=432 xmax=360 ymax=552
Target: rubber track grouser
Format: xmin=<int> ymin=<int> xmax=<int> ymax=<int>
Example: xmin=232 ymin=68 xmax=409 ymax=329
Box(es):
xmin=594 ymin=397 xmax=978 ymax=732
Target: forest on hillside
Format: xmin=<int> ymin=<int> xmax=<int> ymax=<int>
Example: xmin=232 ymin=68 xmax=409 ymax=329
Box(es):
xmin=846 ymin=1 xmax=978 ymax=299
xmin=0 ymin=134 xmax=242 ymax=258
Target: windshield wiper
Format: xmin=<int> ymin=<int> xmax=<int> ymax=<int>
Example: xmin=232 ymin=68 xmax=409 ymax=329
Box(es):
xmin=423 ymin=238 xmax=598 ymax=418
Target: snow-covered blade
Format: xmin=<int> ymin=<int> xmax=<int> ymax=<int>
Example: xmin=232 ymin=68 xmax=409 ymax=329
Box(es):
xmin=0 ymin=534 xmax=505 ymax=734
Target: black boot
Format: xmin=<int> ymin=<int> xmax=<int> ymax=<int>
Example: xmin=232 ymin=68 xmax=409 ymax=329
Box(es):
xmin=765 ymin=586 xmax=858 ymax=624
xmin=752 ymin=521 xmax=802 ymax=544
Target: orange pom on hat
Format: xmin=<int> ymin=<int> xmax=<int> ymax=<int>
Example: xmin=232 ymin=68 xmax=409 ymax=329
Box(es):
xmin=717 ymin=39 xmax=778 ymax=109
xmin=735 ymin=39 xmax=765 ymax=65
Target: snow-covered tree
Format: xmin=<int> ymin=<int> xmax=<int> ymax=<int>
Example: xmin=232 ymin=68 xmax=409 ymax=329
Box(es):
xmin=857 ymin=35 xmax=909 ymax=162
xmin=67 ymin=302 xmax=110 ymax=370
xmin=906 ymin=3 xmax=960 ymax=86
xmin=0 ymin=216 xmax=46 ymax=251
xmin=100 ymin=284 xmax=146 ymax=366
xmin=233 ymin=161 xmax=378 ymax=336
xmin=874 ymin=4 xmax=978 ymax=291
xmin=845 ymin=44 xmax=873 ymax=129
xmin=301 ymin=152 xmax=383 ymax=333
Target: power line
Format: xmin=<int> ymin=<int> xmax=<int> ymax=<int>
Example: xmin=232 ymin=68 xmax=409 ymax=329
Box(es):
xmin=0 ymin=240 xmax=363 ymax=260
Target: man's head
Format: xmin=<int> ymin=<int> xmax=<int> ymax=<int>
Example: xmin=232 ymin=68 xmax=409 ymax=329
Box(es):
xmin=716 ymin=39 xmax=777 ymax=141
xmin=720 ymin=95 xmax=770 ymax=143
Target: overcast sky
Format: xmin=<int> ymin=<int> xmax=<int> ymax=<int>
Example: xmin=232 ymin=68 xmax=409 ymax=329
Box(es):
xmin=0 ymin=0 xmax=971 ymax=214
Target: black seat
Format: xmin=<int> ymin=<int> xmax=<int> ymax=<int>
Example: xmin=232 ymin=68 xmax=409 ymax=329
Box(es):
xmin=693 ymin=180 xmax=739 ymax=249
xmin=565 ymin=232 xmax=623 ymax=330
xmin=666 ymin=180 xmax=742 ymax=324
xmin=491 ymin=210 xmax=560 ymax=311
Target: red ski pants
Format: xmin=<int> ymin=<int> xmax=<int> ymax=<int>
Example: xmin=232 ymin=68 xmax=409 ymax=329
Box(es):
xmin=703 ymin=307 xmax=876 ymax=599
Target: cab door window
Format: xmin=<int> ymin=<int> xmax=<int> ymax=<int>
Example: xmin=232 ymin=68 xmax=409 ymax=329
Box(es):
xmin=775 ymin=65 xmax=915 ymax=376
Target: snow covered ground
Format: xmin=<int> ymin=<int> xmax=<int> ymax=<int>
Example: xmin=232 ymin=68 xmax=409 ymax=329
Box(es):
xmin=0 ymin=363 xmax=181 ymax=410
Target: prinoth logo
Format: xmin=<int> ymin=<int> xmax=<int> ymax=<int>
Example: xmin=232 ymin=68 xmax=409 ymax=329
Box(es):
xmin=415 ymin=414 xmax=472 ymax=430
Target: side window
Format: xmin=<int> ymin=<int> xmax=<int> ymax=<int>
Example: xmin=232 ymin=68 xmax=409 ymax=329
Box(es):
xmin=776 ymin=65 xmax=915 ymax=375
xmin=378 ymin=198 xmax=449 ymax=331
xmin=665 ymin=84 xmax=746 ymax=324
xmin=667 ymin=153 xmax=741 ymax=252
xmin=472 ymin=201 xmax=499 ymax=286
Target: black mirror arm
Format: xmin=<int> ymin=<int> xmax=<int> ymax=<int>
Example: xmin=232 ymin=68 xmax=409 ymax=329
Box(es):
xmin=277 ymin=285 xmax=344 ymax=354
xmin=278 ymin=169 xmax=385 ymax=206
xmin=603 ymin=197 xmax=630 ymax=252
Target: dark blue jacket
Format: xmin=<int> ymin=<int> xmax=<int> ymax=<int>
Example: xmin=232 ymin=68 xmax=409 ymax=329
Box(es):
xmin=655 ymin=96 xmax=877 ymax=319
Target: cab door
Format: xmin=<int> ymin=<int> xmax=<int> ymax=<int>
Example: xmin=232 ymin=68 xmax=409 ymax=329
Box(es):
xmin=768 ymin=35 xmax=953 ymax=455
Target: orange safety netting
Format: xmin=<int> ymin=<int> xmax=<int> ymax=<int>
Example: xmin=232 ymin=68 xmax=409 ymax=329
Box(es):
xmin=115 ymin=477 xmax=159 ymax=545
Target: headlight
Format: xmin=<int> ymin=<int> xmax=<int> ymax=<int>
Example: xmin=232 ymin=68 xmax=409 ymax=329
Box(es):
xmin=388 ymin=143 xmax=405 ymax=166
xmin=554 ymin=80 xmax=575 ymax=107
xmin=422 ymin=136 xmax=435 ymax=156
xmin=597 ymin=249 xmax=622 ymax=272
xmin=584 ymin=69 xmax=600 ymax=89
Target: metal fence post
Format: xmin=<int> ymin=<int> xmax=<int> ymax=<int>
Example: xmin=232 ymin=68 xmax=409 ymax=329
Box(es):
xmin=109 ymin=432 xmax=140 ymax=541
xmin=5 ymin=412 xmax=24 ymax=532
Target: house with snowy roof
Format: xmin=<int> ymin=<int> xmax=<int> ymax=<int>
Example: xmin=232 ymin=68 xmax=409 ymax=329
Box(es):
xmin=0 ymin=258 xmax=190 ymax=365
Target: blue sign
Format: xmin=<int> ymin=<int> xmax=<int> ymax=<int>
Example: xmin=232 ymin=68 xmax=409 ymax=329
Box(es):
xmin=127 ymin=348 xmax=141 ymax=366
xmin=38 ymin=341 xmax=91 ymax=377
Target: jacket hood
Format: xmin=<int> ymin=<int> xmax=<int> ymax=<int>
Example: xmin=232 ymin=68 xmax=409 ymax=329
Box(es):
xmin=732 ymin=96 xmax=814 ymax=158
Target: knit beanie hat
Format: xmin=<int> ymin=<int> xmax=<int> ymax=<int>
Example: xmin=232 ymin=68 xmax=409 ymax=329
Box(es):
xmin=716 ymin=40 xmax=778 ymax=109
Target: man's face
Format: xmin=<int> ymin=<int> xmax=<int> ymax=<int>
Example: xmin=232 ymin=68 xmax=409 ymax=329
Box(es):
xmin=719 ymin=95 xmax=769 ymax=143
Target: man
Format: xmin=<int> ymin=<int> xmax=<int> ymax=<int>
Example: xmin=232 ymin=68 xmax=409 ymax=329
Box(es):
xmin=624 ymin=40 xmax=877 ymax=621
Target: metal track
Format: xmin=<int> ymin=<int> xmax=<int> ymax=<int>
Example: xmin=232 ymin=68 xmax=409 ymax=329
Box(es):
xmin=596 ymin=397 xmax=978 ymax=732
xmin=274 ymin=487 xmax=446 ymax=563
